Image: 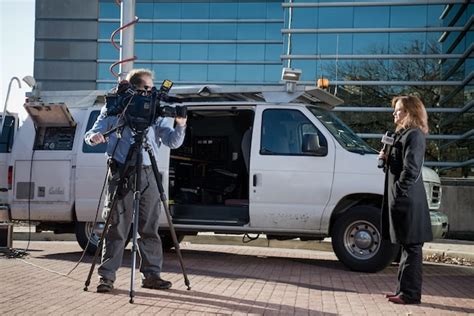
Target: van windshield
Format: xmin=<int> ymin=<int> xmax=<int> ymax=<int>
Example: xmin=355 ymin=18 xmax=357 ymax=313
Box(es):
xmin=0 ymin=115 xmax=15 ymax=153
xmin=307 ymin=107 xmax=377 ymax=155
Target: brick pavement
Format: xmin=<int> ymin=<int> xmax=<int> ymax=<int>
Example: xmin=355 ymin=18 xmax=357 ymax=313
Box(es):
xmin=1 ymin=241 xmax=473 ymax=315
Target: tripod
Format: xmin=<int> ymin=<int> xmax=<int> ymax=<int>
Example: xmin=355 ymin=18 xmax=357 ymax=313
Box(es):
xmin=83 ymin=128 xmax=191 ymax=304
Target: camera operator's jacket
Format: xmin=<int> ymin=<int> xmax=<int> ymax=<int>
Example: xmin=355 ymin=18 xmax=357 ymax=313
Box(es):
xmin=84 ymin=106 xmax=186 ymax=165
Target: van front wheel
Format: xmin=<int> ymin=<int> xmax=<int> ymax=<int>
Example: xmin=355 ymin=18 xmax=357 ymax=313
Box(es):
xmin=331 ymin=205 xmax=398 ymax=272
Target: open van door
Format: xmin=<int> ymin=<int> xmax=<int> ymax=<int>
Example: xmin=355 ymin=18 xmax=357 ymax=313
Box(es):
xmin=11 ymin=103 xmax=76 ymax=221
xmin=0 ymin=114 xmax=18 ymax=204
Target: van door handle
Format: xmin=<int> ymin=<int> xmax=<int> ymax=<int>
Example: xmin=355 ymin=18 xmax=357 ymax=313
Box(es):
xmin=253 ymin=174 xmax=259 ymax=187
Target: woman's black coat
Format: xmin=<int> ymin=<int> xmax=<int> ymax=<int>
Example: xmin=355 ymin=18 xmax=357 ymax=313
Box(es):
xmin=381 ymin=128 xmax=433 ymax=245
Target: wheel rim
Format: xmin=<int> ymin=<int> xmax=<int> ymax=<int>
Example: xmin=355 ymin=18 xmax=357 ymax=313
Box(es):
xmin=343 ymin=220 xmax=380 ymax=260
xmin=85 ymin=222 xmax=104 ymax=247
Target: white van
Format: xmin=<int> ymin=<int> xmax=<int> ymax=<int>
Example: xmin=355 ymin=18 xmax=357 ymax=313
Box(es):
xmin=0 ymin=113 xmax=18 ymax=204
xmin=5 ymin=85 xmax=448 ymax=272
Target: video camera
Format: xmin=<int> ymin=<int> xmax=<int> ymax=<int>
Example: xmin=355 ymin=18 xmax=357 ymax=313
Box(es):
xmin=105 ymin=79 xmax=187 ymax=133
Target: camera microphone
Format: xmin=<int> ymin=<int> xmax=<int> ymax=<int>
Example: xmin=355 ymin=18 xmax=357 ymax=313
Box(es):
xmin=378 ymin=131 xmax=395 ymax=168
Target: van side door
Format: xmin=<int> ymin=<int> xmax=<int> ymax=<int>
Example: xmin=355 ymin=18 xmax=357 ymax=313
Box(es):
xmin=249 ymin=106 xmax=335 ymax=231
xmin=75 ymin=109 xmax=171 ymax=223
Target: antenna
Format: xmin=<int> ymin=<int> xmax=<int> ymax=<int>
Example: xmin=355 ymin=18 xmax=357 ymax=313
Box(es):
xmin=286 ymin=0 xmax=294 ymax=69
xmin=335 ymin=34 xmax=339 ymax=96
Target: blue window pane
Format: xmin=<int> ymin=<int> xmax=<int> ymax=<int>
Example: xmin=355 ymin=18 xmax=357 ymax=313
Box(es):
xmin=236 ymin=65 xmax=264 ymax=82
xmin=317 ymin=60 xmax=335 ymax=80
xmin=154 ymin=3 xmax=181 ymax=19
xmin=153 ymin=24 xmax=181 ymax=39
xmin=208 ymin=44 xmax=236 ymax=60
xmin=267 ymin=2 xmax=283 ymax=19
xmin=237 ymin=44 xmax=265 ymax=61
xmin=209 ymin=24 xmax=237 ymax=40
xmin=238 ymin=3 xmax=266 ymax=19
xmin=180 ymin=44 xmax=208 ymax=60
xmin=292 ymin=8 xmax=317 ymax=28
xmin=353 ymin=7 xmax=389 ymax=28
xmin=266 ymin=23 xmax=282 ymax=40
xmin=181 ymin=24 xmax=209 ymax=40
xmin=134 ymin=63 xmax=152 ymax=72
xmin=292 ymin=34 xmax=317 ymax=54
xmin=135 ymin=23 xmax=153 ymax=40
xmin=389 ymin=33 xmax=426 ymax=54
xmin=99 ymin=2 xmax=119 ymax=19
xmin=135 ymin=43 xmax=152 ymax=60
xmin=98 ymin=63 xmax=114 ymax=80
xmin=136 ymin=2 xmax=154 ymax=19
xmin=238 ymin=24 xmax=265 ymax=40
xmin=427 ymin=5 xmax=444 ymax=27
xmin=390 ymin=6 xmax=427 ymax=28
xmin=265 ymin=44 xmax=282 ymax=60
xmin=443 ymin=32 xmax=465 ymax=54
xmin=97 ymin=83 xmax=116 ymax=91
xmin=182 ymin=3 xmax=209 ymax=19
xmin=319 ymin=7 xmax=354 ymax=28
xmin=210 ymin=3 xmax=238 ymax=19
xmin=153 ymin=44 xmax=180 ymax=60
xmin=208 ymin=65 xmax=236 ymax=81
xmin=353 ymin=33 xmax=388 ymax=54
xmin=292 ymin=60 xmax=316 ymax=81
xmin=354 ymin=60 xmax=389 ymax=81
xmin=426 ymin=33 xmax=441 ymax=54
xmin=153 ymin=64 xmax=180 ymax=82
xmin=99 ymin=22 xmax=120 ymax=40
xmin=319 ymin=34 xmax=353 ymax=54
xmin=98 ymin=43 xmax=119 ymax=60
xmin=264 ymin=64 xmax=282 ymax=82
xmin=180 ymin=64 xmax=207 ymax=82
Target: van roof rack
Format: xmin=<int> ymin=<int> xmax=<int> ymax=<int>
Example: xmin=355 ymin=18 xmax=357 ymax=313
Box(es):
xmin=28 ymin=84 xmax=343 ymax=110
xmin=169 ymin=85 xmax=344 ymax=109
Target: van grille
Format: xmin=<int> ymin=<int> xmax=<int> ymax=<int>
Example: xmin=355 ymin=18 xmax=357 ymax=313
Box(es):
xmin=425 ymin=182 xmax=441 ymax=209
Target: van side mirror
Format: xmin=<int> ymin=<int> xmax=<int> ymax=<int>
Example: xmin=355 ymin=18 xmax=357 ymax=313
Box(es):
xmin=302 ymin=133 xmax=327 ymax=156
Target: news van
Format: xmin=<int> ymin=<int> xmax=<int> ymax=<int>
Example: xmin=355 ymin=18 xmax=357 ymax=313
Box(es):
xmin=3 ymin=85 xmax=448 ymax=272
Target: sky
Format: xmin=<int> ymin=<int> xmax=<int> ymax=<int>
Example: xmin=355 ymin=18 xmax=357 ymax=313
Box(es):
xmin=0 ymin=0 xmax=35 ymax=118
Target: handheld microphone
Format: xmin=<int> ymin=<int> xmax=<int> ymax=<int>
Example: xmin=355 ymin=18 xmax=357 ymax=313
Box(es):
xmin=378 ymin=131 xmax=395 ymax=168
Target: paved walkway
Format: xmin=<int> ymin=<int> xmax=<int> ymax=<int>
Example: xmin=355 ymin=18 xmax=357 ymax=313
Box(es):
xmin=1 ymin=241 xmax=473 ymax=315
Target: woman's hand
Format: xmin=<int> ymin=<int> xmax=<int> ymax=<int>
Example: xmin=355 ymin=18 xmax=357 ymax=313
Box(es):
xmin=378 ymin=149 xmax=387 ymax=161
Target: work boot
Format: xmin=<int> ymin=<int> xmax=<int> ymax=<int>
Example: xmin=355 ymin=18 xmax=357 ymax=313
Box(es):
xmin=141 ymin=276 xmax=172 ymax=290
xmin=97 ymin=278 xmax=114 ymax=293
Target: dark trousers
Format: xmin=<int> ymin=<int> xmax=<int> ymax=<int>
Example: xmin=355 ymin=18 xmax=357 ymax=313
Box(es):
xmin=396 ymin=243 xmax=423 ymax=302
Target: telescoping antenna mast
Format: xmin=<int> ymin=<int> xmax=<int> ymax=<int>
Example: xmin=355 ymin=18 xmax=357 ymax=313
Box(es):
xmin=109 ymin=0 xmax=138 ymax=80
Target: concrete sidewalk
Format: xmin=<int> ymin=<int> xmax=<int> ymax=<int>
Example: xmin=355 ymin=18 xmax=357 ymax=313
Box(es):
xmin=1 ymin=240 xmax=474 ymax=315
xmin=13 ymin=227 xmax=474 ymax=265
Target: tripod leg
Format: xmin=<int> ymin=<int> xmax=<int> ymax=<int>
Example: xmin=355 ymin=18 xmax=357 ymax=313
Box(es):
xmin=84 ymin=188 xmax=120 ymax=291
xmin=129 ymin=148 xmax=143 ymax=304
xmin=145 ymin=145 xmax=191 ymax=290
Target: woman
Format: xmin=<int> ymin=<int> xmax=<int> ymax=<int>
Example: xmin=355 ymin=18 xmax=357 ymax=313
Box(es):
xmin=379 ymin=95 xmax=433 ymax=305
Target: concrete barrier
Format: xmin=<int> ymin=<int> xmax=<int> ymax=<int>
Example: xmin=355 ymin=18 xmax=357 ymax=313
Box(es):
xmin=440 ymin=178 xmax=474 ymax=240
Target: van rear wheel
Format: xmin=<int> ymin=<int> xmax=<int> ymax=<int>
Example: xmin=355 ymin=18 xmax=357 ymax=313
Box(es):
xmin=75 ymin=221 xmax=103 ymax=255
xmin=331 ymin=205 xmax=398 ymax=272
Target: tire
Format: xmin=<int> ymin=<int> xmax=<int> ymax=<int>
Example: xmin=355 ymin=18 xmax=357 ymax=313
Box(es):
xmin=75 ymin=221 xmax=103 ymax=255
xmin=331 ymin=205 xmax=398 ymax=272
xmin=160 ymin=232 xmax=184 ymax=251
xmin=75 ymin=221 xmax=131 ymax=255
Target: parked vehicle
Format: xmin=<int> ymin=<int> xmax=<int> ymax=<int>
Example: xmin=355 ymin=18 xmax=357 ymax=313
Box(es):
xmin=4 ymin=85 xmax=448 ymax=272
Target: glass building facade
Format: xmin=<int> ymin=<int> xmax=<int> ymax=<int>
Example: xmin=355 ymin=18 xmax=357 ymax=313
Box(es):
xmin=34 ymin=0 xmax=473 ymax=176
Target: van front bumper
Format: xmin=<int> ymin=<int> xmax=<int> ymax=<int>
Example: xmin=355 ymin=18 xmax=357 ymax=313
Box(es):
xmin=430 ymin=210 xmax=449 ymax=239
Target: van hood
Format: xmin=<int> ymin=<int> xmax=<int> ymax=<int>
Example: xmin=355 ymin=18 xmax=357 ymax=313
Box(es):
xmin=422 ymin=167 xmax=440 ymax=183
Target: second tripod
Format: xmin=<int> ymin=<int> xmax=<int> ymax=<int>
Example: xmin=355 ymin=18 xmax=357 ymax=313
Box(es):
xmin=84 ymin=130 xmax=191 ymax=303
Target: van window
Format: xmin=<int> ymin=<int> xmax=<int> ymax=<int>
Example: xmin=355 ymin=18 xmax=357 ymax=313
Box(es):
xmin=82 ymin=111 xmax=107 ymax=153
xmin=260 ymin=109 xmax=327 ymax=156
xmin=0 ymin=115 xmax=15 ymax=153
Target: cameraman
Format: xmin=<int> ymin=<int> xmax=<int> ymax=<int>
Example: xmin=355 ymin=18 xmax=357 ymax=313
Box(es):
xmin=84 ymin=69 xmax=187 ymax=293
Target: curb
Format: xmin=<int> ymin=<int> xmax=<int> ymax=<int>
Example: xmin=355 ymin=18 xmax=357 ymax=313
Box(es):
xmin=12 ymin=231 xmax=474 ymax=264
